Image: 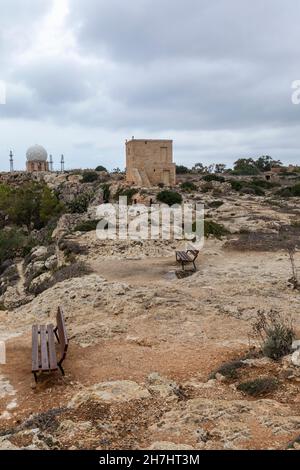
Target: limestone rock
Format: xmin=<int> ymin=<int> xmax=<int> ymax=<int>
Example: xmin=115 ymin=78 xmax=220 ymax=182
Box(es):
xmin=291 ymin=350 xmax=300 ymax=367
xmin=69 ymin=380 xmax=150 ymax=408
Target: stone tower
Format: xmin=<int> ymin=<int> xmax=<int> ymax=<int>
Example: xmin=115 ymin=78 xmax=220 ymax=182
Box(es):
xmin=126 ymin=138 xmax=176 ymax=187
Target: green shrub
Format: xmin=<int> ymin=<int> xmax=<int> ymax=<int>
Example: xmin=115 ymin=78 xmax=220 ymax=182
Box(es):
xmin=230 ymin=179 xmax=265 ymax=196
xmin=251 ymin=178 xmax=279 ymax=189
xmin=209 ymin=200 xmax=224 ymax=209
xmin=82 ymin=171 xmax=99 ymax=183
xmin=0 ymin=229 xmax=32 ymax=264
xmin=230 ymin=180 xmax=244 ymax=191
xmin=157 ymin=190 xmax=183 ymax=206
xmin=101 ymin=183 xmax=111 ymax=202
xmin=210 ymin=360 xmax=245 ymax=380
xmin=252 ymin=310 xmax=295 ymax=360
xmin=204 ymin=219 xmax=229 ymax=239
xmin=180 ymin=181 xmax=197 ymax=192
xmin=276 ymin=183 xmax=300 ymax=198
xmin=115 ymin=188 xmax=138 ymax=204
xmin=237 ymin=378 xmax=278 ymax=397
xmin=67 ymin=193 xmax=92 ymax=213
xmin=74 ymin=220 xmax=100 ymax=232
xmin=202 ymin=174 xmax=225 ymax=183
xmin=240 ymin=186 xmax=265 ymax=196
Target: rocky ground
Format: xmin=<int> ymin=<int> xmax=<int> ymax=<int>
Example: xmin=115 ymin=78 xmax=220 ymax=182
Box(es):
xmin=1 ymin=179 xmax=300 ymax=450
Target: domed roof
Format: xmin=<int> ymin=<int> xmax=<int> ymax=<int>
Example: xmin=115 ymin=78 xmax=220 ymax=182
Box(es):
xmin=26 ymin=145 xmax=48 ymax=162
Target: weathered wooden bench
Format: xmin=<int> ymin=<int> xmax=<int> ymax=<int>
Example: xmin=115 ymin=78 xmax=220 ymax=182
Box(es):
xmin=32 ymin=306 xmax=69 ymax=383
xmin=176 ymin=249 xmax=199 ymax=271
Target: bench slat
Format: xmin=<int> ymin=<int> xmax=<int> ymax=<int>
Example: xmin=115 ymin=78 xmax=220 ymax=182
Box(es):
xmin=40 ymin=325 xmax=49 ymax=371
xmin=177 ymin=251 xmax=191 ymax=262
xmin=47 ymin=324 xmax=58 ymax=371
xmin=32 ymin=325 xmax=40 ymax=372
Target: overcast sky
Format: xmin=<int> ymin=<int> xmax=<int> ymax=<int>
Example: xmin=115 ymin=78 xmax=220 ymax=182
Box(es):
xmin=0 ymin=0 xmax=300 ymax=171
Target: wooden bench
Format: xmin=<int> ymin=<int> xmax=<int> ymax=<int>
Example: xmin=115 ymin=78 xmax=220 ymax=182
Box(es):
xmin=176 ymin=249 xmax=199 ymax=271
xmin=32 ymin=306 xmax=69 ymax=383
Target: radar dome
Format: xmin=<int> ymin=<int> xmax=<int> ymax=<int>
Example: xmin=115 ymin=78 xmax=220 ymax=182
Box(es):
xmin=26 ymin=145 xmax=48 ymax=162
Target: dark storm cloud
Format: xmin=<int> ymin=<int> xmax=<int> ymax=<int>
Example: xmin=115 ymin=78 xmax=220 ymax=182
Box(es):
xmin=1 ymin=0 xmax=300 ymax=169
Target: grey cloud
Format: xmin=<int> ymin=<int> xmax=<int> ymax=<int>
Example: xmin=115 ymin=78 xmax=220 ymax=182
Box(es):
xmin=0 ymin=0 xmax=300 ymax=170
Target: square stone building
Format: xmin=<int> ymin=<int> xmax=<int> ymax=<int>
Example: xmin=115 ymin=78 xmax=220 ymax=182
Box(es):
xmin=126 ymin=139 xmax=176 ymax=187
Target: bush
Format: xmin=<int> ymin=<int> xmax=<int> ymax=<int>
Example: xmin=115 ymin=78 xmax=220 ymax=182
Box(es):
xmin=101 ymin=183 xmax=111 ymax=202
xmin=210 ymin=360 xmax=245 ymax=380
xmin=115 ymin=188 xmax=138 ymax=204
xmin=157 ymin=190 xmax=183 ymax=206
xmin=67 ymin=193 xmax=92 ymax=214
xmin=204 ymin=219 xmax=229 ymax=239
xmin=251 ymin=178 xmax=279 ymax=189
xmin=0 ymin=229 xmax=32 ymax=264
xmin=82 ymin=171 xmax=99 ymax=183
xmin=276 ymin=183 xmax=300 ymax=198
xmin=237 ymin=378 xmax=278 ymax=397
xmin=180 ymin=181 xmax=197 ymax=192
xmin=230 ymin=179 xmax=265 ymax=196
xmin=74 ymin=220 xmax=100 ymax=232
xmin=202 ymin=174 xmax=225 ymax=183
xmin=230 ymin=180 xmax=244 ymax=191
xmin=209 ymin=200 xmax=224 ymax=209
xmin=95 ymin=165 xmax=107 ymax=172
xmin=252 ymin=310 xmax=295 ymax=360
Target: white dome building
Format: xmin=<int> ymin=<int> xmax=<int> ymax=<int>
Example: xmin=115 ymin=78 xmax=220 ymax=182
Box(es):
xmin=26 ymin=145 xmax=49 ymax=172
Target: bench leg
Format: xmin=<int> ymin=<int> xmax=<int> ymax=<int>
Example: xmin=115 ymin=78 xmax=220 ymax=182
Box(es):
xmin=182 ymin=262 xmax=185 ymax=271
xmin=193 ymin=261 xmax=197 ymax=271
xmin=33 ymin=372 xmax=38 ymax=383
xmin=58 ymin=363 xmax=65 ymax=376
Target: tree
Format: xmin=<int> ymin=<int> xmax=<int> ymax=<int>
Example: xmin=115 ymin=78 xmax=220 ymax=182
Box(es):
xmin=206 ymin=164 xmax=215 ymax=174
xmin=39 ymin=187 xmax=63 ymax=225
xmin=233 ymin=158 xmax=260 ymax=175
xmin=215 ymin=164 xmax=226 ymax=174
xmin=255 ymin=156 xmax=282 ymax=172
xmin=192 ymin=163 xmax=204 ymax=173
xmin=1 ymin=182 xmax=63 ymax=229
xmin=95 ymin=165 xmax=108 ymax=172
xmin=176 ymin=165 xmax=190 ymax=174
